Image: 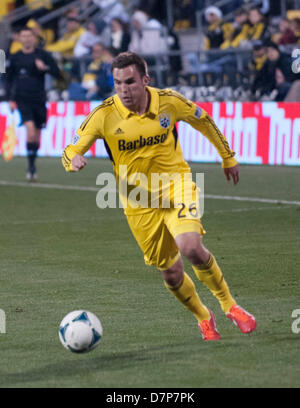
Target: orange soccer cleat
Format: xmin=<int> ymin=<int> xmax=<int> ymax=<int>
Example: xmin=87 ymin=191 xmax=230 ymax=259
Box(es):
xmin=198 ymin=310 xmax=221 ymax=341
xmin=226 ymin=305 xmax=257 ymax=334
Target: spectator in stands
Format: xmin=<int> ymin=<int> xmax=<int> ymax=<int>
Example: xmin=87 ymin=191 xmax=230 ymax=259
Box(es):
xmin=167 ymin=29 xmax=183 ymax=75
xmin=57 ymin=7 xmax=81 ymax=39
xmin=173 ymin=0 xmax=195 ymax=30
xmin=74 ymin=20 xmax=104 ymax=58
xmin=272 ymin=18 xmax=297 ymax=45
xmin=110 ymin=18 xmax=131 ymax=56
xmin=24 ymin=0 xmax=52 ymax=19
xmin=251 ymin=41 xmax=300 ymax=100
xmin=204 ymin=6 xmax=234 ymax=50
xmin=141 ymin=0 xmax=167 ymax=25
xmin=220 ymin=7 xmax=250 ymax=49
xmin=68 ymin=42 xmax=114 ymax=101
xmin=291 ymin=19 xmax=300 ymax=45
xmin=246 ymin=7 xmax=268 ymax=43
xmin=0 ymin=0 xmax=15 ymax=21
xmin=27 ymin=19 xmax=55 ymax=48
xmin=129 ymin=9 xmax=168 ymax=65
xmin=46 ymin=17 xmax=86 ymax=59
xmin=249 ymin=40 xmax=267 ymax=95
xmin=251 ymin=40 xmax=267 ymax=71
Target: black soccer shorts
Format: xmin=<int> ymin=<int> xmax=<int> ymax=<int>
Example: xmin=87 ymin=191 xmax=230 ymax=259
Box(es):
xmin=17 ymin=101 xmax=47 ymax=129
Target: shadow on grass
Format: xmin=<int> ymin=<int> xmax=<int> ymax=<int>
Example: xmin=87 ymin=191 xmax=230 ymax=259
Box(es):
xmin=0 ymin=342 xmax=195 ymax=387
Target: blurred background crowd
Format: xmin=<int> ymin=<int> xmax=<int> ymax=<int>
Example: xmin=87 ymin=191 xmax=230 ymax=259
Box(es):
xmin=0 ymin=0 xmax=300 ymax=102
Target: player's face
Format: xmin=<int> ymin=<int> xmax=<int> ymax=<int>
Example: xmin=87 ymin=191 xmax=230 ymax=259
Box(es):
xmin=19 ymin=30 xmax=36 ymax=49
xmin=113 ymin=65 xmax=149 ymax=112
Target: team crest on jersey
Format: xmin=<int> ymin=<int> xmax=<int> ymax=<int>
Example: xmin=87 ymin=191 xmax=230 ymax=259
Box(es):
xmin=72 ymin=134 xmax=80 ymax=145
xmin=194 ymin=106 xmax=202 ymax=119
xmin=158 ymin=113 xmax=171 ymax=129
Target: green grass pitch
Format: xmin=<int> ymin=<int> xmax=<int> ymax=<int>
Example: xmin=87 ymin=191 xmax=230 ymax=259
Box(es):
xmin=0 ymin=157 xmax=299 ymax=388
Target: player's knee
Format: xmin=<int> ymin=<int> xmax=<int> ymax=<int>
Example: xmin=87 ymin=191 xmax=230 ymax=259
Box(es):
xmin=161 ymin=258 xmax=184 ymax=287
xmin=27 ymin=135 xmax=36 ymax=143
xmin=180 ymin=242 xmax=209 ymax=265
xmin=185 ymin=247 xmax=203 ymax=264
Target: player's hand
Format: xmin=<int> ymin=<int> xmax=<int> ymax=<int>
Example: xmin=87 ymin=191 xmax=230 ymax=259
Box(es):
xmin=35 ymin=59 xmax=49 ymax=71
xmin=72 ymin=154 xmax=87 ymax=172
xmin=9 ymin=101 xmax=17 ymax=112
xmin=223 ymin=164 xmax=239 ymax=185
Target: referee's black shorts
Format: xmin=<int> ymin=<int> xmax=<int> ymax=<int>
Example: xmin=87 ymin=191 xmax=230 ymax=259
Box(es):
xmin=17 ymin=101 xmax=47 ymax=129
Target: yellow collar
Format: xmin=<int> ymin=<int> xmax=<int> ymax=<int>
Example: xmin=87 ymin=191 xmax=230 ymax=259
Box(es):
xmin=114 ymin=86 xmax=159 ymax=119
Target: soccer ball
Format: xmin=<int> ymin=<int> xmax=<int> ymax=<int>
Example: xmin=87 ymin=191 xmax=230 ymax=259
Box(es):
xmin=59 ymin=310 xmax=103 ymax=353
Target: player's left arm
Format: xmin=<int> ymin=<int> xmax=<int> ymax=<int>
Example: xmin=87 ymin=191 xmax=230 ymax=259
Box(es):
xmin=37 ymin=50 xmax=61 ymax=79
xmin=173 ymin=91 xmax=239 ymax=184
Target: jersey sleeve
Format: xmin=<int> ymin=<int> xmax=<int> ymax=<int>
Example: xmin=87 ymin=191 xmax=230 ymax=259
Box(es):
xmin=4 ymin=54 xmax=17 ymax=100
xmin=42 ymin=50 xmax=61 ymax=79
xmin=172 ymin=90 xmax=238 ymax=168
xmin=62 ymin=106 xmax=104 ymax=172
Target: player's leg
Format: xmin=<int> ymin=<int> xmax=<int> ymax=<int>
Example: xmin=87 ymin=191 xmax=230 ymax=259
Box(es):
xmin=126 ymin=210 xmax=220 ymax=340
xmin=24 ymin=120 xmax=39 ymax=181
xmin=16 ymin=102 xmax=38 ymax=180
xmin=175 ymin=231 xmax=256 ymax=333
xmin=161 ymin=256 xmax=210 ymax=322
xmin=28 ymin=102 xmax=47 ymax=180
xmin=161 ymin=256 xmax=220 ymax=341
xmin=165 ymin=177 xmax=256 ymax=334
xmin=175 ymin=231 xmax=236 ymax=313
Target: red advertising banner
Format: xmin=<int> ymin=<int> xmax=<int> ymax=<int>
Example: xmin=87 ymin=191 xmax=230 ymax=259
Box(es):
xmin=0 ymin=101 xmax=299 ymax=165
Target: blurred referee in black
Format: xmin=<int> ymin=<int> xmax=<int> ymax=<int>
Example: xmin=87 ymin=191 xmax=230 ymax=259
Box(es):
xmin=5 ymin=27 xmax=61 ymax=181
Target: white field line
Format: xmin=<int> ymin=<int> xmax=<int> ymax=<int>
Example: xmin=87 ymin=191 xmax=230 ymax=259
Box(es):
xmin=0 ymin=180 xmax=98 ymax=192
xmin=0 ymin=206 xmax=293 ymax=227
xmin=205 ymin=194 xmax=300 ymax=207
xmin=1 ymin=179 xmax=300 ymax=207
xmin=204 ymin=205 xmax=293 ymax=215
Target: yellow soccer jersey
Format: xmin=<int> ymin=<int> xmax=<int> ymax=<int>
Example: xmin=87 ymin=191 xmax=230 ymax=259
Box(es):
xmin=62 ymin=87 xmax=237 ymax=213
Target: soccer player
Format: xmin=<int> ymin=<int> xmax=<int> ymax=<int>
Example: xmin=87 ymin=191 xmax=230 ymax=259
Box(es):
xmin=5 ymin=27 xmax=61 ymax=181
xmin=62 ymin=52 xmax=256 ymax=341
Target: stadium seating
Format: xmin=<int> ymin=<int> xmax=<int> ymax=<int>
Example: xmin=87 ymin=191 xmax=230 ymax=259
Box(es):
xmin=1 ymin=0 xmax=300 ymax=102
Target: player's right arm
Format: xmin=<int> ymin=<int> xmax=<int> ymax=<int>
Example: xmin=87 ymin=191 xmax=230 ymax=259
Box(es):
xmin=62 ymin=107 xmax=103 ymax=172
xmin=4 ymin=53 xmax=17 ymax=105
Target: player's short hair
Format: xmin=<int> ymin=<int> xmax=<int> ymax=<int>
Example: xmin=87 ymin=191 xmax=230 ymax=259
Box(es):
xmin=111 ymin=52 xmax=148 ymax=78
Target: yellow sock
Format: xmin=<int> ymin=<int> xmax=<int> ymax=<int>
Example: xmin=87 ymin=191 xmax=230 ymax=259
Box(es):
xmin=192 ymin=255 xmax=236 ymax=314
xmin=164 ymin=272 xmax=210 ymax=322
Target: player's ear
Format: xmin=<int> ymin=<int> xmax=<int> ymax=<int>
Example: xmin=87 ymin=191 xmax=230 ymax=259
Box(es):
xmin=143 ymin=74 xmax=150 ymax=87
